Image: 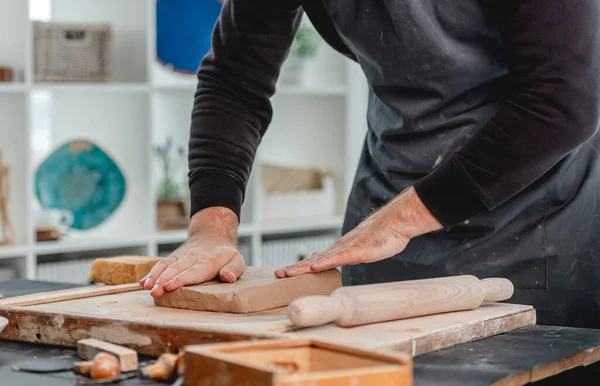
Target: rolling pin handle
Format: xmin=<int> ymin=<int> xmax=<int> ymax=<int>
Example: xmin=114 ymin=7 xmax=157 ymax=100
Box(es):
xmin=287 ymin=295 xmax=345 ymax=327
xmin=481 ymin=278 xmax=514 ymax=302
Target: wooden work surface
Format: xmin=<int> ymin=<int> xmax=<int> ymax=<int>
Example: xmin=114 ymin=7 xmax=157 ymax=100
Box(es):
xmin=0 ymin=282 xmax=535 ymax=357
xmin=2 ymin=280 xmax=600 ymax=386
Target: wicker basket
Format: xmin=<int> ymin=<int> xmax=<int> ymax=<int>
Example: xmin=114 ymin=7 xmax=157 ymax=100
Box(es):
xmin=33 ymin=21 xmax=112 ymax=82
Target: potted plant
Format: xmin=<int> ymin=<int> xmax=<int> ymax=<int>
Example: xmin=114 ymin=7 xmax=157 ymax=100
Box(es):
xmin=154 ymin=137 xmax=188 ymax=230
xmin=279 ymin=19 xmax=320 ymax=85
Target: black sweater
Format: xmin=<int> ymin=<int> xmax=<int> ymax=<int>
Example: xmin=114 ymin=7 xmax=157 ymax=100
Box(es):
xmin=188 ymin=0 xmax=600 ymax=229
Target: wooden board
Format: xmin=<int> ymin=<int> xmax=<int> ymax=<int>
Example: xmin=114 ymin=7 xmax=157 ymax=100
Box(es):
xmin=0 ymin=285 xmax=536 ymax=357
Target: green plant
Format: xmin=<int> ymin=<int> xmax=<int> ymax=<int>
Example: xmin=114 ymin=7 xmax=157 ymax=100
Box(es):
xmin=154 ymin=137 xmax=186 ymax=201
xmin=291 ymin=24 xmax=319 ymax=59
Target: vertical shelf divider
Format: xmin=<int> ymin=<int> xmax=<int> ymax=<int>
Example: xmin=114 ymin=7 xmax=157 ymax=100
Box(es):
xmin=24 ymin=0 xmax=36 ymax=278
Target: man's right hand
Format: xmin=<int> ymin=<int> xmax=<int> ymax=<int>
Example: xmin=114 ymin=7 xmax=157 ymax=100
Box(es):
xmin=139 ymin=207 xmax=245 ymax=298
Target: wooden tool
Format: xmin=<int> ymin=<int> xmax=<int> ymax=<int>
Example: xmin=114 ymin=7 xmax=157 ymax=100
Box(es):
xmin=12 ymin=352 xmax=122 ymax=381
xmin=288 ymin=275 xmax=514 ymax=328
xmin=154 ymin=267 xmax=342 ymax=313
xmin=73 ymin=352 xmax=121 ymax=380
xmin=183 ymin=339 xmax=412 ymax=386
xmin=140 ymin=352 xmax=184 ymax=382
xmin=77 ymin=338 xmax=138 ymax=372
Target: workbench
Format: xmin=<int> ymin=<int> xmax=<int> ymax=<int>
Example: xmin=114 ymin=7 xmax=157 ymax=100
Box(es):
xmin=1 ymin=279 xmax=600 ymax=386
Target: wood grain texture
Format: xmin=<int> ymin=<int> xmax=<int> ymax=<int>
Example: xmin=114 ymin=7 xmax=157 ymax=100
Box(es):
xmin=154 ymin=267 xmax=342 ymax=313
xmin=0 ymin=288 xmax=535 ymax=357
xmin=288 ymin=275 xmax=514 ymax=328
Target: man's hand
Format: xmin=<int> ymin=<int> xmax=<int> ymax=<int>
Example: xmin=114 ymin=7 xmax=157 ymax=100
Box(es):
xmin=274 ymin=187 xmax=443 ymax=278
xmin=139 ymin=207 xmax=245 ymax=297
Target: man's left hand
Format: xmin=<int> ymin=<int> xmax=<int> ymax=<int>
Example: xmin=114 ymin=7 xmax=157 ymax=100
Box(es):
xmin=274 ymin=187 xmax=444 ymax=278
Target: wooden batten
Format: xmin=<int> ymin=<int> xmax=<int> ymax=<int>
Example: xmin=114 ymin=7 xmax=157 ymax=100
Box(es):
xmin=0 ymin=283 xmax=141 ymax=307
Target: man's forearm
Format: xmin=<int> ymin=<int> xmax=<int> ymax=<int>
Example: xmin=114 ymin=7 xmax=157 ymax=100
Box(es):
xmin=188 ymin=206 xmax=239 ymax=242
xmin=390 ymin=187 xmax=444 ymax=238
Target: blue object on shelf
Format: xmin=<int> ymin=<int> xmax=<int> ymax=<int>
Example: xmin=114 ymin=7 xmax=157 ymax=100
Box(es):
xmin=34 ymin=139 xmax=127 ymax=231
xmin=156 ymin=0 xmax=223 ymax=74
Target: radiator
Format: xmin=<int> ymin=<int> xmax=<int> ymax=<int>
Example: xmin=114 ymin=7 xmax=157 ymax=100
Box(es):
xmin=261 ymin=234 xmax=338 ymax=269
xmin=37 ymin=258 xmax=97 ymax=284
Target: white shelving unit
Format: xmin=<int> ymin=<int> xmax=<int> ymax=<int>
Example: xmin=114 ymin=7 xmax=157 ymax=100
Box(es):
xmin=0 ymin=0 xmax=369 ymax=280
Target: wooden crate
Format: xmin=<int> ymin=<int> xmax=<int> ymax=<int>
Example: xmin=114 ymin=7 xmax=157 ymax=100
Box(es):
xmin=184 ymin=339 xmax=412 ymax=386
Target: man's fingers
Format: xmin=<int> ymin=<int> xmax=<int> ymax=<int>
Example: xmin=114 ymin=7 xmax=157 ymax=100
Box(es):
xmin=160 ymin=262 xmax=217 ymax=294
xmin=282 ymin=252 xmax=327 ymax=276
xmin=310 ymin=249 xmax=355 ymax=271
xmin=275 ymin=253 xmax=320 ymax=278
xmin=149 ymin=259 xmax=195 ymax=296
xmin=158 ymin=250 xmax=246 ymax=294
xmin=141 ymin=256 xmax=175 ymax=290
xmin=219 ymin=253 xmax=246 ymax=283
xmin=274 ymin=235 xmax=359 ymax=278
xmin=282 ymin=247 xmax=361 ymax=277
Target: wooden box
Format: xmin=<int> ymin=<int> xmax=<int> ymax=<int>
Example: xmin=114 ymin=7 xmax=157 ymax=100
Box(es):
xmin=184 ymin=339 xmax=412 ymax=386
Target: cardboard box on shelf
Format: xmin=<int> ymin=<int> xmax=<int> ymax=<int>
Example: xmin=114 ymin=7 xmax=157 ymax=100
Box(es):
xmin=259 ymin=163 xmax=335 ymax=221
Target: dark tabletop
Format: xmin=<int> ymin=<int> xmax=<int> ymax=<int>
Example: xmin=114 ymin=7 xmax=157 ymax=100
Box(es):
xmin=2 ymin=279 xmax=600 ymax=386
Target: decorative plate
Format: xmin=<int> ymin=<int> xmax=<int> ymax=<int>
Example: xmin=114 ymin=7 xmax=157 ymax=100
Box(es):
xmin=156 ymin=0 xmax=223 ymax=74
xmin=34 ymin=139 xmax=126 ymax=231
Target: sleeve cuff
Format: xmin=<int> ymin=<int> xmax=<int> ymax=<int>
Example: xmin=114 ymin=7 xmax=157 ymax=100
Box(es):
xmin=413 ymin=158 xmax=489 ymax=229
xmin=189 ymin=172 xmax=244 ymax=222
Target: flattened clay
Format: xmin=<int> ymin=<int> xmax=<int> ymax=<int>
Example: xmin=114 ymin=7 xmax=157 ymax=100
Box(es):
xmin=153 ymin=267 xmax=342 ymax=313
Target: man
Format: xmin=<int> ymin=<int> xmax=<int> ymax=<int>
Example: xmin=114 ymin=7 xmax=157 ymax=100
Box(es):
xmin=141 ymin=0 xmax=600 ymax=328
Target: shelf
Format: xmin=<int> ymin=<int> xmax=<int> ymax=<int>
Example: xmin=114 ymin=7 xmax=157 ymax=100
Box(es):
xmin=1 ymin=83 xmax=151 ymax=94
xmin=154 ymin=223 xmax=256 ymax=244
xmin=152 ymin=83 xmax=195 ymax=91
xmin=0 ymin=244 xmax=28 ymax=259
xmin=277 ymin=85 xmax=347 ymax=96
xmin=0 ymin=83 xmax=27 ymax=93
xmin=32 ymin=83 xmax=150 ymax=93
xmin=34 ymin=235 xmax=150 ymax=255
xmin=0 ymin=82 xmax=347 ymax=96
xmin=154 ymin=230 xmax=187 ymax=244
xmin=153 ymin=82 xmax=346 ymax=96
xmin=259 ymin=215 xmax=344 ymax=236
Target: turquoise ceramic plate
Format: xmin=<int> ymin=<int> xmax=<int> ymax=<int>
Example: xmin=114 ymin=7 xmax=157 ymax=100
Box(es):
xmin=35 ymin=139 xmax=126 ymax=230
xmin=156 ymin=0 xmax=223 ymax=74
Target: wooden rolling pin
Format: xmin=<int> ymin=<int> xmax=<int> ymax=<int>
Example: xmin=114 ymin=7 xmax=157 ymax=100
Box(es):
xmin=287 ymin=275 xmax=514 ymax=328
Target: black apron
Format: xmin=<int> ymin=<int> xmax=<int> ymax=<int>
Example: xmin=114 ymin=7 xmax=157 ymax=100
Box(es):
xmin=307 ymin=0 xmax=600 ymax=328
